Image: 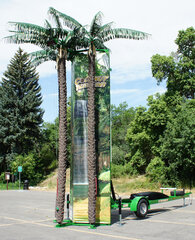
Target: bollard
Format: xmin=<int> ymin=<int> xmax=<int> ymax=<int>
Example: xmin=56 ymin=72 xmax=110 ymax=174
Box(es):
xmin=23 ymin=180 xmax=29 ymax=190
xmin=119 ymin=197 xmax=122 ymax=225
xmin=66 ymin=194 xmax=70 ymax=220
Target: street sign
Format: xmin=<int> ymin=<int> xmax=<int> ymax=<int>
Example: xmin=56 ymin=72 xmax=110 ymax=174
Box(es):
xmin=5 ymin=172 xmax=10 ymax=181
xmin=5 ymin=172 xmax=10 ymax=190
xmin=18 ymin=166 xmax=22 ymax=172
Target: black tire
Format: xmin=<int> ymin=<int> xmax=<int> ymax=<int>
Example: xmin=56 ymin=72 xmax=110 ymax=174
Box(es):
xmin=170 ymin=190 xmax=185 ymax=196
xmin=135 ymin=199 xmax=148 ymax=218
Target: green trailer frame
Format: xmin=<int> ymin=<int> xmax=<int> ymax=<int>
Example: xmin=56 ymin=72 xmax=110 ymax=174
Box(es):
xmin=55 ymin=186 xmax=192 ymax=228
xmin=111 ymin=186 xmax=192 ymax=220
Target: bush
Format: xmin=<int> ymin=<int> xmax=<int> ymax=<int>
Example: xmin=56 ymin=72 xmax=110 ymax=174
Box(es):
xmin=124 ymin=161 xmax=139 ymax=176
xmin=10 ymin=153 xmax=43 ymax=185
xmin=111 ymin=164 xmax=125 ymax=178
xmin=0 ymin=172 xmax=5 ymax=183
xmin=146 ymin=157 xmax=167 ymax=184
xmin=112 ymin=145 xmax=126 ymax=165
xmin=126 ymin=150 xmax=148 ymax=175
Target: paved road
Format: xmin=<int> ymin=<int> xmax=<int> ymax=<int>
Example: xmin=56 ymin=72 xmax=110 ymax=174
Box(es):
xmin=0 ymin=190 xmax=194 ymax=240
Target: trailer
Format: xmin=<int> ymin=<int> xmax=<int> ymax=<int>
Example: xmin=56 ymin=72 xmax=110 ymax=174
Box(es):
xmin=111 ymin=182 xmax=192 ymax=221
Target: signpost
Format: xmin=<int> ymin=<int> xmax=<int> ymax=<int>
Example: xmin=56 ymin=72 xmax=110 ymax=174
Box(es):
xmin=18 ymin=166 xmax=22 ymax=190
xmin=5 ymin=172 xmax=10 ymax=190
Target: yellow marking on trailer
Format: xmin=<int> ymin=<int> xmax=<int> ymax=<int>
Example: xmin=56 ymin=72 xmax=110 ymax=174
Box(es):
xmin=158 ymin=199 xmax=168 ymax=203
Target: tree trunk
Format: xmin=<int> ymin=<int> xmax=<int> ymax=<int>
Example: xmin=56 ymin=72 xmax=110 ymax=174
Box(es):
xmin=87 ymin=48 xmax=97 ymax=225
xmin=55 ymin=48 xmax=67 ymax=224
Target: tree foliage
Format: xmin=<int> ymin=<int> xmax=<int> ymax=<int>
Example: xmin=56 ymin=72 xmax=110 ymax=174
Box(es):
xmin=151 ymin=27 xmax=195 ymax=100
xmin=124 ymin=27 xmax=195 ymax=186
xmin=160 ymin=100 xmax=195 ymax=186
xmin=111 ymin=102 xmax=135 ymax=165
xmin=0 ymin=48 xmax=44 ymax=171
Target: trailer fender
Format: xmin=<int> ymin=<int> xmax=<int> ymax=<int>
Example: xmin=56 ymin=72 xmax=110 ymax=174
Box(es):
xmin=130 ymin=197 xmax=150 ymax=211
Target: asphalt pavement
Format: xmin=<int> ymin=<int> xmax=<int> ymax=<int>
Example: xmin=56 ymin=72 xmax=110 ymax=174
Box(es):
xmin=0 ymin=190 xmax=194 ymax=240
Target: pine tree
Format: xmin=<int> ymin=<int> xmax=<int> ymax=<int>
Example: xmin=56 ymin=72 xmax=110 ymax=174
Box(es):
xmin=0 ymin=48 xmax=44 ymax=170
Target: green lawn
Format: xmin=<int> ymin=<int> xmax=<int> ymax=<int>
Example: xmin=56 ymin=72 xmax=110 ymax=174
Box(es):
xmin=0 ymin=181 xmax=23 ymax=190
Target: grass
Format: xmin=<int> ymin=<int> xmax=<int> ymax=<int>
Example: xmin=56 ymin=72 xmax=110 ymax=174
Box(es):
xmin=8 ymin=168 xmax=193 ymax=195
xmin=38 ymin=169 xmax=70 ymax=192
xmin=112 ymin=175 xmax=160 ymax=196
xmin=0 ymin=181 xmax=23 ymax=190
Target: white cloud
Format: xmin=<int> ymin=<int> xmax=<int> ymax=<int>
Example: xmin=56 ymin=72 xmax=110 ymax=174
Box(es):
xmin=111 ymin=64 xmax=151 ymax=84
xmin=111 ymin=86 xmax=166 ymax=97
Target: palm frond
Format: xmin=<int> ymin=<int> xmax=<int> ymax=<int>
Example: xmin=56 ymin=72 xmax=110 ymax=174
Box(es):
xmin=47 ymin=8 xmax=62 ymax=29
xmin=30 ymin=49 xmax=57 ymax=66
xmin=90 ymin=12 xmax=103 ymax=37
xmin=4 ymin=33 xmax=55 ymax=50
xmin=100 ymin=28 xmax=151 ymax=42
xmin=4 ymin=33 xmax=36 ymax=44
xmin=8 ymin=21 xmax=51 ymax=43
xmin=48 ymin=7 xmax=82 ymax=30
xmin=100 ymin=22 xmax=114 ymax=33
xmin=44 ymin=20 xmax=52 ymax=29
xmin=74 ymin=37 xmax=89 ymax=50
xmin=9 ymin=21 xmax=46 ymax=34
xmin=90 ymin=11 xmax=103 ymax=30
xmin=93 ymin=38 xmax=107 ymax=50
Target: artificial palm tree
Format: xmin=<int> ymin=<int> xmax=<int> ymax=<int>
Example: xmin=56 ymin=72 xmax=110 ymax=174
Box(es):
xmin=5 ymin=12 xmax=86 ymax=224
xmin=86 ymin=12 xmax=151 ymax=225
xmin=52 ymin=9 xmax=151 ymax=225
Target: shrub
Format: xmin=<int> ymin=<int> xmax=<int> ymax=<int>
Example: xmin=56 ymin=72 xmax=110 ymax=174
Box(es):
xmin=112 ymin=145 xmax=126 ymax=165
xmin=146 ymin=157 xmax=167 ymax=184
xmin=111 ymin=164 xmax=125 ymax=178
xmin=10 ymin=153 xmax=43 ymax=185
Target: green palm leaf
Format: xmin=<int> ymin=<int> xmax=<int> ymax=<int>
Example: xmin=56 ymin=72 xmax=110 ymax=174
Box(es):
xmin=99 ymin=22 xmax=114 ymax=34
xmin=4 ymin=33 xmax=55 ymax=49
xmin=101 ymin=28 xmax=151 ymax=42
xmin=9 ymin=21 xmax=47 ymax=34
xmin=48 ymin=7 xmax=82 ymax=30
xmin=48 ymin=9 xmax=62 ymax=30
xmin=90 ymin=11 xmax=103 ymax=31
xmin=44 ymin=20 xmax=52 ymax=29
xmin=90 ymin=11 xmax=103 ymax=37
xmin=30 ymin=49 xmax=57 ymax=66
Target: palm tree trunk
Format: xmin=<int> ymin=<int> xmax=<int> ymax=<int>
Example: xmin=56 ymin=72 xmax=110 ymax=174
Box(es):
xmin=87 ymin=48 xmax=97 ymax=225
xmin=56 ymin=48 xmax=67 ymax=224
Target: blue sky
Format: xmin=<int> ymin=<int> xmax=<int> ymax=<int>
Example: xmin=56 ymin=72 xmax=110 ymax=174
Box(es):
xmin=0 ymin=0 xmax=194 ymax=122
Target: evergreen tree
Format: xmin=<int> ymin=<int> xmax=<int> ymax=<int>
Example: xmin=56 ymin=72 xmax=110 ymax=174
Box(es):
xmin=0 ymin=48 xmax=44 ymax=170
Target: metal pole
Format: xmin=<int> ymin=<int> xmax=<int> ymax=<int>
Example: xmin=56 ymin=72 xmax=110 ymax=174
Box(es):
xmin=7 ymin=180 xmax=8 ymax=190
xmin=119 ymin=197 xmax=122 ymax=226
xmin=12 ymin=174 xmax=13 ymax=190
xmin=66 ymin=194 xmax=70 ymax=220
xmin=19 ymin=172 xmax=20 ymax=190
xmin=183 ymin=197 xmax=185 ymax=207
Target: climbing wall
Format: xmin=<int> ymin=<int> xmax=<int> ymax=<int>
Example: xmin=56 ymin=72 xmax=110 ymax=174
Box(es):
xmin=70 ymin=51 xmax=111 ymax=224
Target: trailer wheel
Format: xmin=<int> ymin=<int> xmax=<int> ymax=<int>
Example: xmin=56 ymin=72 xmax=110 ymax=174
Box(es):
xmin=135 ymin=199 xmax=148 ymax=218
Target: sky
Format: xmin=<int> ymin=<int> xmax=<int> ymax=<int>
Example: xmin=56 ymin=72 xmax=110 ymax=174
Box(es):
xmin=0 ymin=0 xmax=194 ymax=122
